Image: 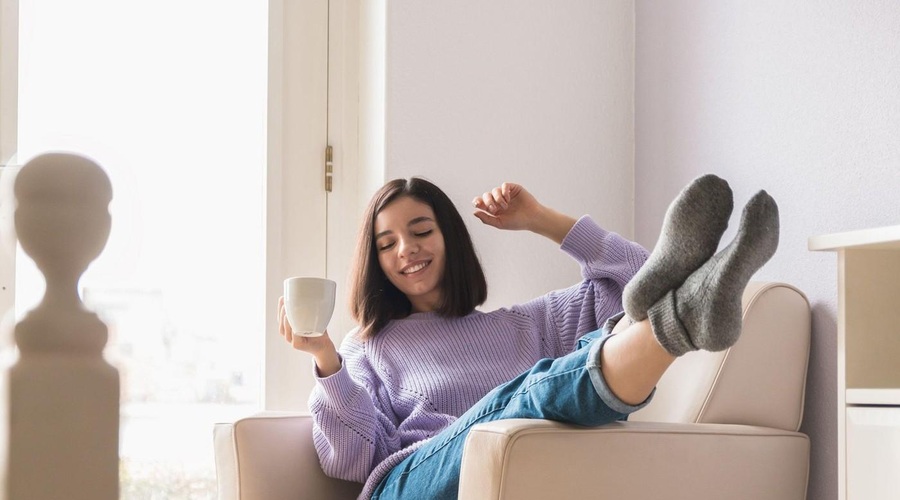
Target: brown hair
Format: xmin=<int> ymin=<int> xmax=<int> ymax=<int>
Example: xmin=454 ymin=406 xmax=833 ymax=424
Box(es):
xmin=349 ymin=177 xmax=487 ymax=338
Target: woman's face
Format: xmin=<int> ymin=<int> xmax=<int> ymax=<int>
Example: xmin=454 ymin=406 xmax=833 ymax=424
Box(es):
xmin=374 ymin=195 xmax=446 ymax=313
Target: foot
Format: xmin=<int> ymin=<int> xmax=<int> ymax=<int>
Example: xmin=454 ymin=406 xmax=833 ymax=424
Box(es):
xmin=623 ymin=174 xmax=733 ymax=321
xmin=647 ymin=190 xmax=780 ymax=356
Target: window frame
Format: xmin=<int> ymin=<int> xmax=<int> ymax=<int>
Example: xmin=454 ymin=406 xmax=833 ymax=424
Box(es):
xmin=264 ymin=0 xmax=385 ymax=411
xmin=0 ymin=0 xmax=18 ymax=330
xmin=264 ymin=0 xmax=330 ymax=411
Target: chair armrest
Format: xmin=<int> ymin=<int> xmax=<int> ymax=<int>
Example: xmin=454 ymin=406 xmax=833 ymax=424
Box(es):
xmin=459 ymin=419 xmax=809 ymax=500
xmin=214 ymin=412 xmax=362 ymax=500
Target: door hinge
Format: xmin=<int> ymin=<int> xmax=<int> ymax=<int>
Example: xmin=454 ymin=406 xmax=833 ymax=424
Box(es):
xmin=325 ymin=145 xmax=334 ymax=193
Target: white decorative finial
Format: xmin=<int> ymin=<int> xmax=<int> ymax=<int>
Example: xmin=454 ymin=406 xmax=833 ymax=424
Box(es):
xmin=13 ymin=152 xmax=113 ymax=355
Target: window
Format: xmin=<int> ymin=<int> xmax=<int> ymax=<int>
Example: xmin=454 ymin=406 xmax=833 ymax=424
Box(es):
xmin=17 ymin=0 xmax=267 ymax=496
xmin=5 ymin=0 xmax=375 ymax=494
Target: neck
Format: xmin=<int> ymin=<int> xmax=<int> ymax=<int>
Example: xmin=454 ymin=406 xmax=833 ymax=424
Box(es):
xmin=409 ymin=293 xmax=440 ymax=314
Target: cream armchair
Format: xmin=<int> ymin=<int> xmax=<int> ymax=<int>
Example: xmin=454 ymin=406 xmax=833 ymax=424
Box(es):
xmin=215 ymin=281 xmax=811 ymax=499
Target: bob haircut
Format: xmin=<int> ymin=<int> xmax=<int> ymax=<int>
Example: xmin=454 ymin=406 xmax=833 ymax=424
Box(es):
xmin=349 ymin=177 xmax=487 ymax=339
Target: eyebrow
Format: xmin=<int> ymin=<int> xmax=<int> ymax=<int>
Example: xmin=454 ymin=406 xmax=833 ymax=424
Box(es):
xmin=375 ymin=216 xmax=434 ymax=239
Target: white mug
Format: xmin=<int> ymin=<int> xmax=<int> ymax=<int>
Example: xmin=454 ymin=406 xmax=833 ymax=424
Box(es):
xmin=283 ymin=277 xmax=336 ymax=337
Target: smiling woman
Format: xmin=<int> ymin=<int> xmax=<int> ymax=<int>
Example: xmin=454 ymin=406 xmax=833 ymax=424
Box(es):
xmin=16 ymin=0 xmax=268 ymax=497
xmin=273 ymin=171 xmax=782 ymax=499
xmin=351 ymin=177 xmax=487 ymax=338
xmin=374 ymin=197 xmax=446 ymax=313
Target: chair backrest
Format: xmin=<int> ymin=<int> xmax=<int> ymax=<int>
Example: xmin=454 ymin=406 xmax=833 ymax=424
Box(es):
xmin=629 ymin=281 xmax=811 ymax=432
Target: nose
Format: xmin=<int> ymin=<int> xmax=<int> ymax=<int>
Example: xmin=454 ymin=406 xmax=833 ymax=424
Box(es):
xmin=398 ymin=236 xmax=420 ymax=258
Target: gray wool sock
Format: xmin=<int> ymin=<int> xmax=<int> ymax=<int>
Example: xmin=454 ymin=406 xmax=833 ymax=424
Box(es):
xmin=648 ymin=190 xmax=780 ymax=356
xmin=623 ymin=174 xmax=733 ymax=321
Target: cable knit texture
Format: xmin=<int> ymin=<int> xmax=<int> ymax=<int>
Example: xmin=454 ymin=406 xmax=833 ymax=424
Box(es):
xmin=308 ymin=216 xmax=648 ymax=499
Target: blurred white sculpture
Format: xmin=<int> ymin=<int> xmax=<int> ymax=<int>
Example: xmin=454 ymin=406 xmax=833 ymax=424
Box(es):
xmin=6 ymin=152 xmax=119 ymax=499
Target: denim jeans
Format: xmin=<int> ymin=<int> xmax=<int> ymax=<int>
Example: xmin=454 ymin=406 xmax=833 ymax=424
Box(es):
xmin=370 ymin=312 xmax=652 ymax=500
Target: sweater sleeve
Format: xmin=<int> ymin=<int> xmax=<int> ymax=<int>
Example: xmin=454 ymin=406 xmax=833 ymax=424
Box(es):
xmin=308 ymin=335 xmax=403 ymax=483
xmin=511 ymin=215 xmax=649 ymax=355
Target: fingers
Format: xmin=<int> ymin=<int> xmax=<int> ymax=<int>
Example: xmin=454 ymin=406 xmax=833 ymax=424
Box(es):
xmin=291 ymin=329 xmax=330 ymax=351
xmin=492 ymin=187 xmax=508 ymax=208
xmin=473 ymin=182 xmax=516 ymax=215
xmin=473 ymin=209 xmax=501 ymax=228
xmin=278 ymin=297 xmax=334 ymax=355
xmin=472 ymin=182 xmax=524 ymax=230
xmin=278 ymin=296 xmax=293 ymax=342
xmin=481 ymin=192 xmax=498 ymax=213
xmin=501 ymin=182 xmax=511 ymax=202
xmin=502 ymin=182 xmax=520 ymax=202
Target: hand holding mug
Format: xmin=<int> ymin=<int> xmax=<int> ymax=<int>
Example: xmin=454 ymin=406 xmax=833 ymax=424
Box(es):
xmin=279 ymin=277 xmax=340 ymax=364
xmin=283 ymin=277 xmax=336 ymax=336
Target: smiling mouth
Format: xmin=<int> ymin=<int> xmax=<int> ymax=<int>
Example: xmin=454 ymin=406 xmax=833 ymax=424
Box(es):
xmin=402 ymin=261 xmax=431 ymax=275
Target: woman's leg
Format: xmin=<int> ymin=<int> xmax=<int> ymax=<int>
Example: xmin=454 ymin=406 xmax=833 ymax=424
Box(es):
xmin=603 ymin=189 xmax=780 ymax=403
xmin=599 ymin=317 xmax=676 ymax=406
xmin=370 ymin=322 xmax=651 ymax=500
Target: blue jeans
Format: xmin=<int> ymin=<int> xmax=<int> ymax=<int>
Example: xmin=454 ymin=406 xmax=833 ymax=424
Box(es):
xmin=370 ymin=313 xmax=652 ymax=499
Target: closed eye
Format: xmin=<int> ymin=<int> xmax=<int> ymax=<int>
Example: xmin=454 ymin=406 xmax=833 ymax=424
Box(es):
xmin=378 ymin=241 xmax=396 ymax=251
xmin=414 ymin=229 xmax=433 ymax=237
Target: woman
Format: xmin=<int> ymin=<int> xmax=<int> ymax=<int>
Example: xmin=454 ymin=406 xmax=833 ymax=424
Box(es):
xmin=277 ymin=175 xmax=779 ymax=499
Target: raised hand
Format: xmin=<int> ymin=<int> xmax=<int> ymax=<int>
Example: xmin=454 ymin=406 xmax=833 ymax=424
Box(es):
xmin=471 ymin=182 xmax=541 ymax=231
xmin=472 ymin=182 xmax=577 ymax=244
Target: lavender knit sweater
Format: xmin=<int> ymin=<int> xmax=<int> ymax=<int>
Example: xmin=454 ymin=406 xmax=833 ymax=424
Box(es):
xmin=309 ymin=216 xmax=648 ymax=499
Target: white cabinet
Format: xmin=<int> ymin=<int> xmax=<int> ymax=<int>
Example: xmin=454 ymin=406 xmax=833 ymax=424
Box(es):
xmin=810 ymin=225 xmax=900 ymax=500
xmin=845 ymin=407 xmax=900 ymax=499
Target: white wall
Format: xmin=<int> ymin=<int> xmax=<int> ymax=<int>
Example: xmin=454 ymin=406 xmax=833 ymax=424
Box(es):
xmin=385 ymin=0 xmax=635 ymax=310
xmin=380 ymin=3 xmax=900 ymax=498
xmin=635 ymin=2 xmax=900 ymax=499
